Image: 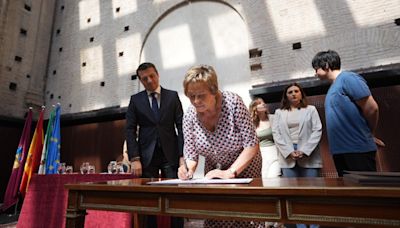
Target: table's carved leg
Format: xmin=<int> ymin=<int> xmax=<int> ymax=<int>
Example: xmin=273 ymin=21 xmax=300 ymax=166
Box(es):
xmin=65 ymin=190 xmax=86 ymax=228
xmin=132 ymin=213 xmax=144 ymax=228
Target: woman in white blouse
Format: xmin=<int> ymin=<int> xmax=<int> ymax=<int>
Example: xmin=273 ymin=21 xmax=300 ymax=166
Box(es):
xmin=272 ymin=83 xmax=322 ymax=228
xmin=272 ymin=83 xmax=322 ymax=178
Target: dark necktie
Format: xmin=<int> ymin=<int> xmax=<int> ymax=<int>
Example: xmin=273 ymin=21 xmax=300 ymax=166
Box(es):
xmin=151 ymin=92 xmax=159 ymax=120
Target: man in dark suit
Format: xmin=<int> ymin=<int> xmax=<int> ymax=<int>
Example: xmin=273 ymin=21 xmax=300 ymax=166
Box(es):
xmin=126 ymin=62 xmax=184 ymax=228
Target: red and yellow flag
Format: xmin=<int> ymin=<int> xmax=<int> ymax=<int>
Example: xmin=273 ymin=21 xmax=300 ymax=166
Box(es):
xmin=19 ymin=107 xmax=44 ymax=197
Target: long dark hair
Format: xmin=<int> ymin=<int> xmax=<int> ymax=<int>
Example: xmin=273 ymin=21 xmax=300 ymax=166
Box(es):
xmin=280 ymin=83 xmax=308 ymax=110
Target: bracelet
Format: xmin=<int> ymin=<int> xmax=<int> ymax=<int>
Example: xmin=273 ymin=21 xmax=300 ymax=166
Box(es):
xmin=131 ymin=156 xmax=140 ymax=162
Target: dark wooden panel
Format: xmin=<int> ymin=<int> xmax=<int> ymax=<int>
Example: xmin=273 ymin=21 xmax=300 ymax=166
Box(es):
xmin=287 ymin=197 xmax=400 ymax=226
xmin=266 ymin=85 xmax=400 ymax=176
xmin=80 ymin=191 xmax=161 ymax=213
xmin=65 ymin=178 xmax=400 ymax=227
xmin=372 ymin=85 xmax=400 ymax=172
xmin=1 ymin=83 xmax=399 ymax=204
xmin=61 ymin=119 xmax=126 ymax=173
xmin=165 ymin=194 xmax=280 ymax=220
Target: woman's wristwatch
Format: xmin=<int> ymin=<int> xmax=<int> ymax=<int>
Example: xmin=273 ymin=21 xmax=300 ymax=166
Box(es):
xmin=131 ymin=156 xmax=140 ymax=162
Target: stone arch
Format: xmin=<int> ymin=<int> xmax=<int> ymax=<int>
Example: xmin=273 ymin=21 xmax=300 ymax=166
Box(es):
xmin=137 ymin=0 xmax=254 ymax=109
xmin=138 ymin=0 xmax=245 ymax=61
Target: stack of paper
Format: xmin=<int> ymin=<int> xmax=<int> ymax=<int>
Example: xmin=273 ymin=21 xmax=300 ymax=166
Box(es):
xmin=343 ymin=171 xmax=400 ymax=186
xmin=147 ymin=178 xmax=253 ymax=185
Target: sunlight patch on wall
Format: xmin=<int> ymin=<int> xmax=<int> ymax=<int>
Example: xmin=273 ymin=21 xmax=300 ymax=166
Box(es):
xmin=119 ymin=97 xmax=131 ymax=108
xmin=347 ymin=0 xmax=399 ymax=27
xmin=80 ymin=46 xmax=104 ymax=83
xmin=208 ymin=11 xmax=247 ymax=58
xmin=289 ymin=70 xmax=313 ymax=80
xmin=90 ymin=103 xmax=106 ymax=111
xmin=153 ymin=0 xmax=167 ymax=4
xmin=222 ymin=81 xmax=253 ymax=110
xmin=112 ymin=0 xmax=137 ymax=18
xmin=79 ymin=0 xmax=100 ymax=30
xmin=179 ymin=92 xmax=191 ymax=114
xmin=267 ymin=0 xmax=326 ymax=42
xmin=158 ymin=24 xmax=195 ymax=69
xmin=116 ymin=33 xmax=141 ymax=76
xmin=373 ymin=56 xmax=400 ymax=67
xmin=141 ymin=1 xmax=251 ymax=112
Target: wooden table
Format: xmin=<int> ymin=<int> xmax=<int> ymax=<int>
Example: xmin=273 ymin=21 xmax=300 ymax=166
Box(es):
xmin=65 ymin=177 xmax=400 ymax=227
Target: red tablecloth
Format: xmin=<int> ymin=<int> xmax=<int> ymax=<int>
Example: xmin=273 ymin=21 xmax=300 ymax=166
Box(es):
xmin=17 ymin=174 xmax=133 ymax=228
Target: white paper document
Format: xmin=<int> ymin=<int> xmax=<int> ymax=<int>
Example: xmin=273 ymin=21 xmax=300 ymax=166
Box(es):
xmin=147 ymin=178 xmax=253 ymax=185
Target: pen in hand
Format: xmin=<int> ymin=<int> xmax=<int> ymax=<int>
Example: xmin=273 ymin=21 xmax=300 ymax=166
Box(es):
xmin=178 ymin=158 xmax=193 ymax=180
xmin=183 ymin=159 xmax=193 ymax=179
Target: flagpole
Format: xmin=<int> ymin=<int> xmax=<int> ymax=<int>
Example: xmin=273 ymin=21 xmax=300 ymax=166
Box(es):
xmin=0 ymin=108 xmax=33 ymax=212
xmin=14 ymin=106 xmax=34 ymax=216
xmin=45 ymin=104 xmax=61 ymax=174
xmin=16 ymin=107 xmax=33 ymax=215
xmin=14 ymin=198 xmax=18 ymax=216
xmin=38 ymin=105 xmax=56 ymax=175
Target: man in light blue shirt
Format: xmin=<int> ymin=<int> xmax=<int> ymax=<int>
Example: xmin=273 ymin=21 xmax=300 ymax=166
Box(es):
xmin=312 ymin=50 xmax=384 ymax=176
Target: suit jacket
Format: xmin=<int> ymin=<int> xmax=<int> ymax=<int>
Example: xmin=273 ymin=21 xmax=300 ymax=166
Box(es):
xmin=271 ymin=105 xmax=322 ymax=168
xmin=125 ymin=87 xmax=183 ymax=168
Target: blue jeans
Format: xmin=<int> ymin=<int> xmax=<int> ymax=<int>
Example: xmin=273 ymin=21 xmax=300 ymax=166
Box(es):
xmin=295 ymin=224 xmax=320 ymax=228
xmin=282 ymin=165 xmax=319 ymax=178
xmin=283 ymin=145 xmax=320 ymax=228
xmin=282 ymin=144 xmax=319 ymax=178
xmin=282 ymin=165 xmax=320 ymax=228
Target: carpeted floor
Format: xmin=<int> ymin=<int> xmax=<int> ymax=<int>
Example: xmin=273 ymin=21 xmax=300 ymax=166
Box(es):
xmin=0 ymin=213 xmax=18 ymax=228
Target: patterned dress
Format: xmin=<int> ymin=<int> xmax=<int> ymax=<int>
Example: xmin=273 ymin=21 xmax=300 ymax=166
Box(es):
xmin=183 ymin=91 xmax=263 ymax=228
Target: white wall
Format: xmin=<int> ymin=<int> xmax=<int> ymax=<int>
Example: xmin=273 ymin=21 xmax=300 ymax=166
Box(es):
xmin=141 ymin=1 xmax=253 ymax=110
xmin=44 ymin=0 xmax=399 ymax=115
xmin=1 ymin=0 xmax=399 ymax=117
